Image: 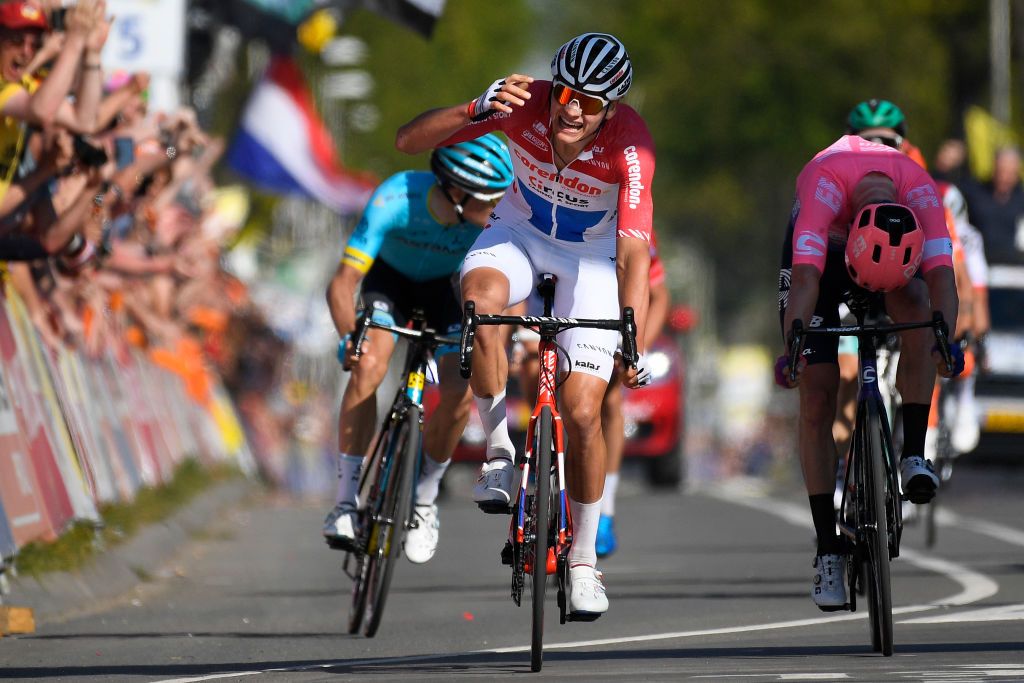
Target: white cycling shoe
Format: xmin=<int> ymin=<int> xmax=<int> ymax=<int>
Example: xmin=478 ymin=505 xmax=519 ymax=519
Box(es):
xmin=473 ymin=458 xmax=513 ymax=513
xmin=900 ymin=455 xmax=939 ymax=504
xmin=404 ymin=504 xmax=439 ymax=564
xmin=568 ymin=565 xmax=608 ymax=620
xmin=322 ymin=503 xmax=358 ymax=551
xmin=812 ymin=553 xmax=847 ymax=611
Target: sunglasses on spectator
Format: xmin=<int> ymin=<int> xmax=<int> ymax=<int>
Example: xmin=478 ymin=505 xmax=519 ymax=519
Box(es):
xmin=552 ymin=82 xmax=607 ymax=115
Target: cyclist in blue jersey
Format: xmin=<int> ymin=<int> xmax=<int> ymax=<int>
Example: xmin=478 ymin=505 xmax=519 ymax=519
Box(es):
xmin=322 ymin=134 xmax=514 ymax=563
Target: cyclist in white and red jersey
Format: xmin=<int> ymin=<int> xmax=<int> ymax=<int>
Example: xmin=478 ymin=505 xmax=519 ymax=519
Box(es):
xmin=776 ymin=134 xmax=962 ymax=611
xmin=396 ymin=32 xmax=655 ymax=619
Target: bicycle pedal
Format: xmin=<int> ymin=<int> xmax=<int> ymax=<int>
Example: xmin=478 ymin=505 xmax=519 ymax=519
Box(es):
xmin=816 ymin=603 xmax=851 ymax=614
xmin=566 ymin=611 xmax=603 ymax=622
xmin=476 ymin=500 xmax=512 ymax=515
xmin=501 ymin=541 xmax=513 ymax=566
xmin=324 ymin=537 xmax=357 ymax=552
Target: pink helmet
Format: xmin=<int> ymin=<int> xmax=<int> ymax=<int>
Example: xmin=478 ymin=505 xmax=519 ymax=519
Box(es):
xmin=845 ymin=203 xmax=924 ymax=292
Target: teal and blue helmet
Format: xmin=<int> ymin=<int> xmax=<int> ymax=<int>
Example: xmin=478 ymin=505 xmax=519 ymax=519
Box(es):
xmin=430 ymin=133 xmax=514 ymax=202
xmin=846 ymin=99 xmax=907 ymax=137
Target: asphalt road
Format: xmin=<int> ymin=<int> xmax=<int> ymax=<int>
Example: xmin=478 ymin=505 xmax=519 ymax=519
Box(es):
xmin=3 ymin=460 xmax=1024 ymax=682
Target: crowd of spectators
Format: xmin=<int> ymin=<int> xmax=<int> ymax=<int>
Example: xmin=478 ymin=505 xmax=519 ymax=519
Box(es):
xmin=0 ymin=0 xmax=282 ymax=420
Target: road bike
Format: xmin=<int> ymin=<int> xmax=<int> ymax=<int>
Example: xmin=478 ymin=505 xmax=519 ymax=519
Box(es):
xmin=459 ymin=274 xmax=639 ymax=672
xmin=788 ymin=293 xmax=953 ymax=656
xmin=342 ymin=312 xmax=460 ymax=638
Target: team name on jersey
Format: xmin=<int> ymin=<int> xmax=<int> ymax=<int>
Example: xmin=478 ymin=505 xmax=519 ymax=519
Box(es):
xmin=514 ymin=148 xmax=603 ymax=196
xmin=623 ymin=146 xmax=645 ymax=209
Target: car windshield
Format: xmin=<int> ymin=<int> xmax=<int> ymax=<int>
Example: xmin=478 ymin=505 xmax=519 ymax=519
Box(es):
xmin=988 ymin=287 xmax=1024 ymax=333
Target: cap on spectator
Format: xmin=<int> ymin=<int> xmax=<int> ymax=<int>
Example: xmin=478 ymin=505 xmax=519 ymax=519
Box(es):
xmin=0 ymin=2 xmax=49 ymax=30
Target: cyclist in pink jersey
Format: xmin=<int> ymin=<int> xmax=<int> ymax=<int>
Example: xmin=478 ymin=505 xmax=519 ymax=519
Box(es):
xmin=396 ymin=32 xmax=655 ymax=619
xmin=776 ymin=134 xmax=962 ymax=611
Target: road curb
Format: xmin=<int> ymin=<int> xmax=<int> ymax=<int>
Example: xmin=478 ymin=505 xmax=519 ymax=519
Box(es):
xmin=5 ymin=478 xmax=258 ymax=625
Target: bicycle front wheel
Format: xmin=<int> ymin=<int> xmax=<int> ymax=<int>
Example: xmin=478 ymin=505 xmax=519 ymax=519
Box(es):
xmin=863 ymin=399 xmax=894 ymax=656
xmin=347 ymin=425 xmax=392 ymax=634
xmin=531 ymin=406 xmax=553 ymax=672
xmin=362 ymin=405 xmax=420 ymax=638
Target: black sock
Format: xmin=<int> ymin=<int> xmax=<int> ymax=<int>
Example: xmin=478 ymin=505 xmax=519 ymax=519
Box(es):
xmin=902 ymin=403 xmax=929 ymax=459
xmin=810 ymin=494 xmax=840 ymax=555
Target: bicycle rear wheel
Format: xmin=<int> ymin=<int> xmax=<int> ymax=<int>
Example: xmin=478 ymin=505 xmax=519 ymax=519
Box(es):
xmin=362 ymin=406 xmax=420 ymax=638
xmin=531 ymin=406 xmax=553 ymax=672
xmin=863 ymin=399 xmax=894 ymax=656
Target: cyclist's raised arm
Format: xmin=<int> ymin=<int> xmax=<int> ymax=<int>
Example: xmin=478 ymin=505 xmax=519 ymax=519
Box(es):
xmin=395 ymin=74 xmax=534 ymax=154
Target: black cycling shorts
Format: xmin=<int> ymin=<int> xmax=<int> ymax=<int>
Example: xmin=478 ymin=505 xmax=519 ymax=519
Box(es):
xmin=360 ymin=257 xmax=462 ymax=339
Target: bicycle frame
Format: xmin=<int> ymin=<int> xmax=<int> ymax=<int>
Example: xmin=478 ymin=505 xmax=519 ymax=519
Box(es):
xmin=516 ymin=287 xmax=571 ymax=582
xmin=343 ymin=313 xmax=461 ymax=637
xmin=837 ymin=329 xmax=902 ymax=558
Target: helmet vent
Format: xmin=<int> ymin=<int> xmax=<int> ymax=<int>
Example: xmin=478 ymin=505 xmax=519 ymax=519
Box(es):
xmin=903 ymin=247 xmax=912 ymax=265
xmin=872 ymin=244 xmax=882 ymax=263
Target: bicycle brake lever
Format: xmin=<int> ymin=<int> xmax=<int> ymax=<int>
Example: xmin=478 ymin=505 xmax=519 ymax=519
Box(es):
xmin=459 ymin=301 xmax=476 ymax=379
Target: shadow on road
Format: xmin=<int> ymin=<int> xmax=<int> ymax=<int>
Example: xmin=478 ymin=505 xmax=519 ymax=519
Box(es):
xmin=3 ymin=640 xmax=1024 ymax=679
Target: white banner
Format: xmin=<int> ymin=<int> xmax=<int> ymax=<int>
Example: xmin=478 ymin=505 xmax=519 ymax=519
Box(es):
xmin=101 ymin=0 xmax=186 ymax=77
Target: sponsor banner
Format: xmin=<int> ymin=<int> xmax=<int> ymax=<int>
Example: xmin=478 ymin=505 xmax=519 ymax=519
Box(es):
xmin=0 ymin=494 xmax=17 ymax=560
xmin=64 ymin=352 xmax=120 ymax=503
xmin=0 ymin=293 xmax=56 ymax=545
xmin=82 ymin=355 xmax=140 ymax=501
xmin=6 ymin=292 xmax=99 ymax=523
xmin=104 ymin=352 xmax=160 ymax=486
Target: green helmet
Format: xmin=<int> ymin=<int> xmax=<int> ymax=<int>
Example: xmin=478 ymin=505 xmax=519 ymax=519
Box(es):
xmin=846 ymin=99 xmax=906 ymax=137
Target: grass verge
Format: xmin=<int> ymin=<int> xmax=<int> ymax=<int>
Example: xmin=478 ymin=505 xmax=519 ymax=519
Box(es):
xmin=12 ymin=459 xmax=242 ymax=578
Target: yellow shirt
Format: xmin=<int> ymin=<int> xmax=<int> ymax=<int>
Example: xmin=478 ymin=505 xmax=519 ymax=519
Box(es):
xmin=0 ymin=75 xmax=40 ymax=203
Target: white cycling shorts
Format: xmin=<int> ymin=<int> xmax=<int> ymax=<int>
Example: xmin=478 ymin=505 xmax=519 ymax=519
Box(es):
xmin=461 ymin=222 xmax=619 ymax=381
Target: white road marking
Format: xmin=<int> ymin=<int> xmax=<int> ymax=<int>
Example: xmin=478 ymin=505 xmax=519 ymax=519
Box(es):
xmin=901 ymin=603 xmax=1024 ymax=624
xmin=152 ymin=489 xmax=1002 ymax=683
xmin=938 ymin=509 xmax=1024 ymax=548
xmin=705 ymin=489 xmax=999 ymax=610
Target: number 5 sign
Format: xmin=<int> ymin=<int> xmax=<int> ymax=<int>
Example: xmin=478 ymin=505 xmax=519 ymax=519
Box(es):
xmin=100 ymin=0 xmax=186 ymax=77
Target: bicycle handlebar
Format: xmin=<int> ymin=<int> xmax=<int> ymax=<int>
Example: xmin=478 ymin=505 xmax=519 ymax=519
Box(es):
xmin=786 ymin=312 xmax=954 ymax=383
xmin=458 ymin=301 xmax=639 ymax=380
xmin=343 ymin=315 xmax=462 ymax=372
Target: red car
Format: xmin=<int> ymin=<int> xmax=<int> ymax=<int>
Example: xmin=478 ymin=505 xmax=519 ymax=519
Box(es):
xmin=424 ymin=307 xmax=690 ymax=487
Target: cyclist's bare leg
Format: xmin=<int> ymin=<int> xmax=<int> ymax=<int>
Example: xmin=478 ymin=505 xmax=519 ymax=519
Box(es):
xmin=886 ymin=280 xmax=936 ymax=463
xmin=339 ymin=327 xmax=398 ymax=454
xmin=798 ymin=362 xmax=843 ymax=555
xmin=328 ymin=327 xmax=397 ymax=522
xmin=461 ymin=267 xmax=517 ymax=462
xmin=833 ymin=352 xmax=858 ymax=480
xmin=798 ymin=363 xmax=841 ymax=496
xmin=886 ymin=280 xmax=935 ymax=406
xmin=423 ymin=355 xmax=473 ymax=463
xmin=561 ymin=371 xmax=610 ymax=571
xmin=601 ymin=369 xmax=625 ymax=513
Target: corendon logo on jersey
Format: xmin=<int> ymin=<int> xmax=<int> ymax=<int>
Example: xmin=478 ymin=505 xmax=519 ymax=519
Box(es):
xmin=514 ymin=148 xmax=602 ymax=196
xmin=814 ymin=177 xmax=842 ymax=213
xmin=905 ymin=184 xmax=940 ymax=210
xmin=623 ymin=145 xmax=644 ymax=209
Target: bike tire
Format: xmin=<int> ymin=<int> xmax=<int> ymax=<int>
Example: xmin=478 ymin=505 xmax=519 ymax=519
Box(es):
xmin=864 ymin=400 xmax=894 ymax=656
xmin=362 ymin=406 xmax=420 ymax=638
xmin=531 ymin=406 xmax=553 ymax=672
xmin=347 ymin=426 xmax=392 ymax=635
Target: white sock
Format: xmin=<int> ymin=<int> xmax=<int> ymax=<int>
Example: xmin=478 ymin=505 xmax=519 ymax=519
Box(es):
xmin=568 ymin=498 xmax=601 ymax=569
xmin=474 ymin=390 xmax=516 ymax=462
xmin=600 ymin=472 xmax=619 ymax=517
xmin=415 ymin=454 xmax=450 ymax=505
xmin=336 ymin=453 xmax=363 ymax=507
